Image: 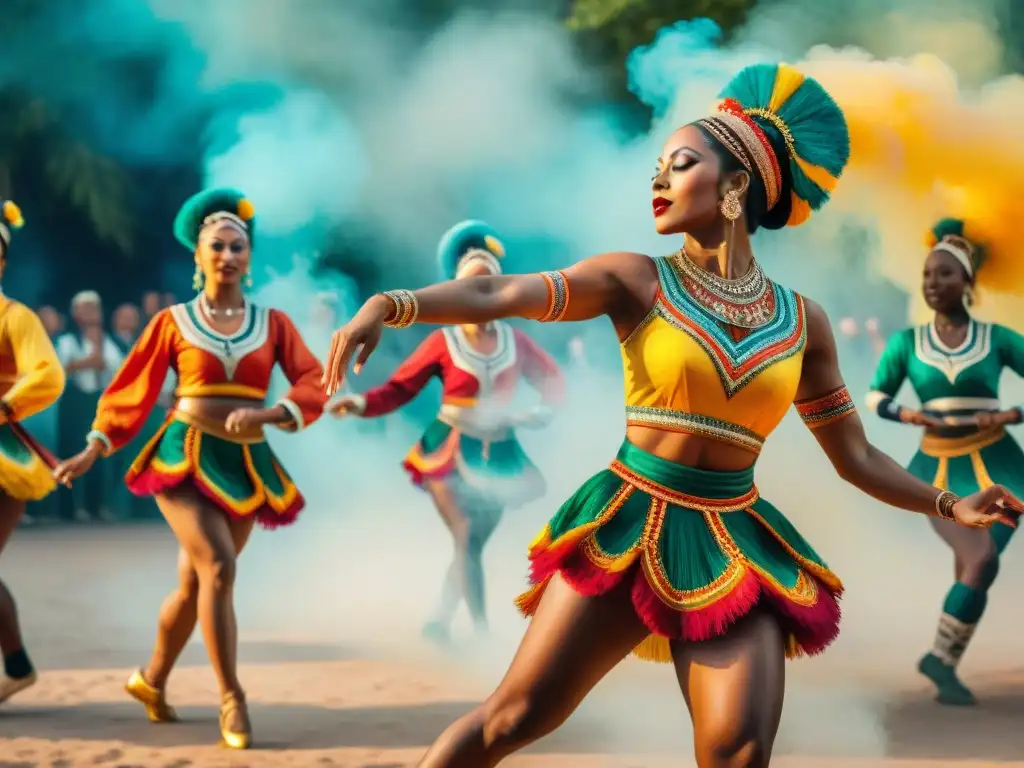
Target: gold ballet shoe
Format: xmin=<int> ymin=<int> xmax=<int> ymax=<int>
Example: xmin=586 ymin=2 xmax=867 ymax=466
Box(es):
xmin=124 ymin=669 xmax=179 ymax=723
xmin=219 ymin=691 xmax=252 ymax=750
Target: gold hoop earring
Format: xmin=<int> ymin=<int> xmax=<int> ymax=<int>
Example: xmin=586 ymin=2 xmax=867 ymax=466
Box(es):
xmin=720 ymin=190 xmax=742 ymax=222
xmin=192 ymin=264 xmax=204 ymax=292
xmin=963 ymin=286 xmax=974 ymax=308
xmin=245 ymin=268 xmax=254 ymax=289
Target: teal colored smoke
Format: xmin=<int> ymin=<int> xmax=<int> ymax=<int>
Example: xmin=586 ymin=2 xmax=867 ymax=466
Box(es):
xmin=626 ymin=19 xmax=725 ymax=117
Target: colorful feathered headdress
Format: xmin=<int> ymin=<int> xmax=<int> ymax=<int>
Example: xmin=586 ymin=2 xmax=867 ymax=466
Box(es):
xmin=695 ymin=63 xmax=851 ymax=228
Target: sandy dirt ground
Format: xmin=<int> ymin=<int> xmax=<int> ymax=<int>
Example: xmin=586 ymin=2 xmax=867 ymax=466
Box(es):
xmin=0 ymin=515 xmax=1022 ymax=768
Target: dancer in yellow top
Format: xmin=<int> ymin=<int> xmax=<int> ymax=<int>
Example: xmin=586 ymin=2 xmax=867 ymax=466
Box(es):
xmin=0 ymin=199 xmax=66 ymax=705
xmin=323 ymin=64 xmax=1019 ymax=765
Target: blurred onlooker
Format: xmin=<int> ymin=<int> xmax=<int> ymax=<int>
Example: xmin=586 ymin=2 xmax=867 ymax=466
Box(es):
xmin=22 ymin=305 xmax=66 ymax=521
xmin=111 ymin=303 xmax=141 ymax=352
xmin=864 ymin=316 xmax=887 ymax=356
xmin=141 ymin=291 xmax=162 ymax=323
xmin=160 ymin=291 xmax=177 ymax=309
xmin=54 ymin=291 xmax=124 ymax=522
xmin=37 ymin=305 xmax=64 ymax=339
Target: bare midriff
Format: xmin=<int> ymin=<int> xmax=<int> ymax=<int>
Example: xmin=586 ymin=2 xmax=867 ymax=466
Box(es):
xmin=173 ymin=396 xmax=267 ymax=442
xmin=626 ymin=424 xmax=758 ymax=472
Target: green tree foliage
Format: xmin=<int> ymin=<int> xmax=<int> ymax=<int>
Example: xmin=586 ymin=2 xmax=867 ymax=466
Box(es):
xmin=0 ymin=0 xmax=135 ymax=257
xmin=566 ymin=0 xmax=758 ymax=97
xmin=0 ymin=90 xmax=135 ymax=256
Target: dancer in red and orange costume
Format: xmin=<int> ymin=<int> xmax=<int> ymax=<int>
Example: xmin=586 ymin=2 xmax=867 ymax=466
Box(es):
xmin=331 ymin=220 xmax=564 ymax=643
xmin=54 ymin=188 xmax=327 ymax=749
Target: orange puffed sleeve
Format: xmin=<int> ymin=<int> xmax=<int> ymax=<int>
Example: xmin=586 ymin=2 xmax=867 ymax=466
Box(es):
xmin=271 ymin=310 xmax=327 ymax=431
xmin=89 ymin=310 xmax=174 ymax=455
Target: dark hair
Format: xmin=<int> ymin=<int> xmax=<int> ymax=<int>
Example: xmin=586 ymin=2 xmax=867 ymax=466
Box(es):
xmin=695 ymin=120 xmax=793 ymax=234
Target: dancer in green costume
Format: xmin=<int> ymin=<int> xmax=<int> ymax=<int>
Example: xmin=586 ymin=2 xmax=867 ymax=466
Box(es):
xmin=868 ymin=218 xmax=1023 ymax=706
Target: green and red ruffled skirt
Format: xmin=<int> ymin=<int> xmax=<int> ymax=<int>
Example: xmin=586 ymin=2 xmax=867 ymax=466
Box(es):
xmin=404 ymin=418 xmax=545 ymax=509
xmin=515 ymin=440 xmax=843 ymax=663
xmin=125 ymin=417 xmax=303 ymax=529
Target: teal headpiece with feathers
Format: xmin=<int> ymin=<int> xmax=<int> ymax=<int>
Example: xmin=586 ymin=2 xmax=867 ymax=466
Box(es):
xmin=695 ymin=63 xmax=850 ymax=229
xmin=173 ymin=188 xmax=256 ymax=251
xmin=437 ymin=220 xmax=506 ymax=280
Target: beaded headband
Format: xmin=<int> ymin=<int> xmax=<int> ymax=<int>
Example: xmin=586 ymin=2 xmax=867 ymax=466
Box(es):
xmin=455 ymin=248 xmax=502 ymax=278
xmin=932 ymin=235 xmax=975 ymax=278
xmin=696 ymin=98 xmax=785 ymax=211
xmin=201 ymin=211 xmax=249 ymax=237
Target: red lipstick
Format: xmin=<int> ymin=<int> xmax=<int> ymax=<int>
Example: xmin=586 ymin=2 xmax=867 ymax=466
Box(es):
xmin=653 ymin=197 xmax=671 ymax=217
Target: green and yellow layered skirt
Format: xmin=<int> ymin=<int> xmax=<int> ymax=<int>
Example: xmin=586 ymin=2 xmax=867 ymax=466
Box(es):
xmin=125 ymin=414 xmax=302 ymax=529
xmin=909 ymin=426 xmax=1022 ymax=531
xmin=404 ymin=418 xmax=545 ymax=509
xmin=0 ymin=422 xmax=57 ymax=501
xmin=515 ymin=440 xmax=843 ymax=663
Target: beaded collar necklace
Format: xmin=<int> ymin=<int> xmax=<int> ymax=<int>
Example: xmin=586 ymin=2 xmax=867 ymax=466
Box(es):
xmin=671 ymin=247 xmax=776 ymax=328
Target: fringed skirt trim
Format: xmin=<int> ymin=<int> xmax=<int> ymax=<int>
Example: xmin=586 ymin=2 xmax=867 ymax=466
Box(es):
xmin=403 ymin=418 xmax=545 ymax=509
xmin=515 ymin=440 xmax=843 ymax=663
xmin=125 ymin=418 xmax=302 ymax=529
xmin=0 ymin=423 xmax=55 ymax=501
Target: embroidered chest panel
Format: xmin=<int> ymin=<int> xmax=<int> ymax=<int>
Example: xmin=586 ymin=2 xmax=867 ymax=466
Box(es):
xmin=442 ymin=322 xmax=517 ymax=396
xmin=647 ymin=257 xmax=807 ymax=398
xmin=913 ymin=320 xmax=992 ymax=385
xmin=170 ymin=299 xmax=271 ymax=380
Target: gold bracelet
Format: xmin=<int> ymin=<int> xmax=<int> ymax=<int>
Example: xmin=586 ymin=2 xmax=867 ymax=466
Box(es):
xmin=934 ymin=490 xmax=959 ymax=521
xmin=381 ymin=290 xmax=419 ymax=329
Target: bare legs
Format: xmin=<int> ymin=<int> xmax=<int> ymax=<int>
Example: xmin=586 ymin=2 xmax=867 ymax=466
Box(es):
xmin=134 ymin=484 xmax=255 ymax=736
xmin=143 ymin=488 xmax=255 ymax=689
xmin=673 ymin=611 xmax=786 ymax=768
xmin=0 ymin=492 xmax=36 ymax=703
xmin=418 ymin=574 xmax=786 ymax=768
xmin=424 ymin=479 xmax=502 ymax=639
xmin=920 ymin=518 xmax=1010 ymax=705
xmin=418 ymin=575 xmax=648 ymax=767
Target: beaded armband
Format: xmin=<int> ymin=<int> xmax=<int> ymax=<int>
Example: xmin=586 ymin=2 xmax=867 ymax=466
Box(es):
xmin=539 ymin=270 xmax=569 ymax=323
xmin=934 ymin=490 xmax=959 ymax=521
xmin=795 ymin=386 xmax=856 ymax=429
xmin=381 ymin=289 xmax=419 ymax=329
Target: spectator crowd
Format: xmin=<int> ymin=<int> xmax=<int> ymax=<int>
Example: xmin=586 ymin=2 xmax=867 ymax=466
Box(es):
xmin=21 ymin=290 xmax=180 ymax=527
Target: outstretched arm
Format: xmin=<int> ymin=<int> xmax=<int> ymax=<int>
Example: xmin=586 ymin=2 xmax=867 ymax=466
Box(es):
xmin=324 ymin=251 xmax=658 ymax=395
xmin=355 ymin=330 xmax=446 ymax=418
xmin=794 ymin=298 xmax=1012 ymax=522
xmin=374 ymin=251 xmax=655 ymax=328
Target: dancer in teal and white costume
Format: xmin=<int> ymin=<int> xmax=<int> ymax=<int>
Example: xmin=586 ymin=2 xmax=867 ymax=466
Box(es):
xmin=867 ymin=218 xmax=1023 ymax=706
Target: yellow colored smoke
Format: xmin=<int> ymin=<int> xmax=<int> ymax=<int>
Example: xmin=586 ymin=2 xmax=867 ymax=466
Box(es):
xmin=800 ymin=50 xmax=1024 ymax=329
